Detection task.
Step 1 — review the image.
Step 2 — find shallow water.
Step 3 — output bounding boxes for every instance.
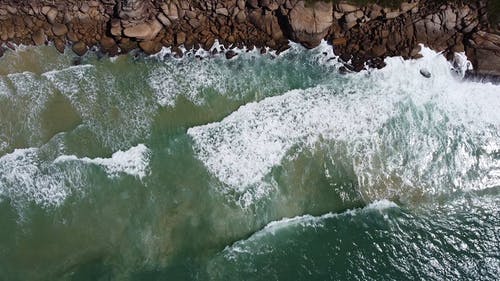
[0,43,498,280]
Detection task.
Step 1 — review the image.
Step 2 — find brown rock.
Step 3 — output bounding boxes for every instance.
[288,1,333,47]
[54,38,66,53]
[336,3,358,13]
[46,8,58,24]
[110,19,122,36]
[123,20,162,40]
[371,45,386,56]
[237,0,245,10]
[139,40,162,54]
[32,30,46,45]
[332,37,347,46]
[236,10,246,23]
[72,42,88,56]
[216,8,229,17]
[100,36,116,49]
[176,32,186,45]
[67,32,79,43]
[157,13,171,27]
[52,23,68,36]
[118,38,137,52]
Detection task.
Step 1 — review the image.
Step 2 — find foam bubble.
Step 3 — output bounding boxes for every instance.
[55,144,151,179]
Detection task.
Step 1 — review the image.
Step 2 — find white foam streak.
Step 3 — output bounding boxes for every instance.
[223,200,398,258]
[55,144,151,179]
[0,144,150,209]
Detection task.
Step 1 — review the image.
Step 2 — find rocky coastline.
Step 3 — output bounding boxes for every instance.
[0,0,499,78]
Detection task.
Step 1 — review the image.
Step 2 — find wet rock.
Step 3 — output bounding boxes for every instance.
[139,40,162,54]
[32,30,46,46]
[72,41,87,56]
[100,36,116,49]
[225,50,237,59]
[420,68,431,78]
[54,38,66,53]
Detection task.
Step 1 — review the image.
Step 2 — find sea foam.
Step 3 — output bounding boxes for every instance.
[54,144,151,179]
[0,144,150,209]
[188,45,500,207]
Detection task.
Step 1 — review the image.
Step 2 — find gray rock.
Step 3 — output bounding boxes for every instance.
[420,68,431,78]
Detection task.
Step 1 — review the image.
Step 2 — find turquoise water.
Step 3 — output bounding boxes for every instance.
[0,44,499,280]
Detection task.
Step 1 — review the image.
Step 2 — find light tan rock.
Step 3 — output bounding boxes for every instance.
[110,19,122,36]
[336,3,358,13]
[288,1,333,47]
[157,13,171,27]
[400,2,417,13]
[123,20,162,40]
[46,8,58,24]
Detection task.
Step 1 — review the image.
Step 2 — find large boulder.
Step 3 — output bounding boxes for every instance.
[286,1,333,48]
[468,31,500,77]
[123,20,162,40]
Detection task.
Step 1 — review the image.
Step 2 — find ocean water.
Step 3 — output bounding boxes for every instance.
[0,43,498,281]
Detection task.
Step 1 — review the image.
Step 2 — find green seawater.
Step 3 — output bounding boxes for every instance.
[0,44,499,281]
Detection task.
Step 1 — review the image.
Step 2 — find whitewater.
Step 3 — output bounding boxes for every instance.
[0,42,498,280]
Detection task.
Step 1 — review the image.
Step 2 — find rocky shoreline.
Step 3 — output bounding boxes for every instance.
[0,0,499,77]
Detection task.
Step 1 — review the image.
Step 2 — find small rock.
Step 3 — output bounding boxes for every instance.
[420,68,432,78]
[225,50,237,59]
[52,23,68,36]
[100,36,116,49]
[80,3,90,13]
[72,41,88,56]
[54,38,66,53]
[32,30,46,45]
[337,3,358,13]
[176,32,186,45]
[216,8,229,17]
[46,8,58,24]
[332,37,347,46]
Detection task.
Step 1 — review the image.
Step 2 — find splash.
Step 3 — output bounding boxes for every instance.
[189,46,500,207]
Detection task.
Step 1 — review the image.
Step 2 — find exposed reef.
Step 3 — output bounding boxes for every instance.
[0,0,499,77]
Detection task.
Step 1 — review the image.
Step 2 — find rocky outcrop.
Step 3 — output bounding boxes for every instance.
[0,0,498,77]
[284,1,333,48]
[466,31,500,77]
